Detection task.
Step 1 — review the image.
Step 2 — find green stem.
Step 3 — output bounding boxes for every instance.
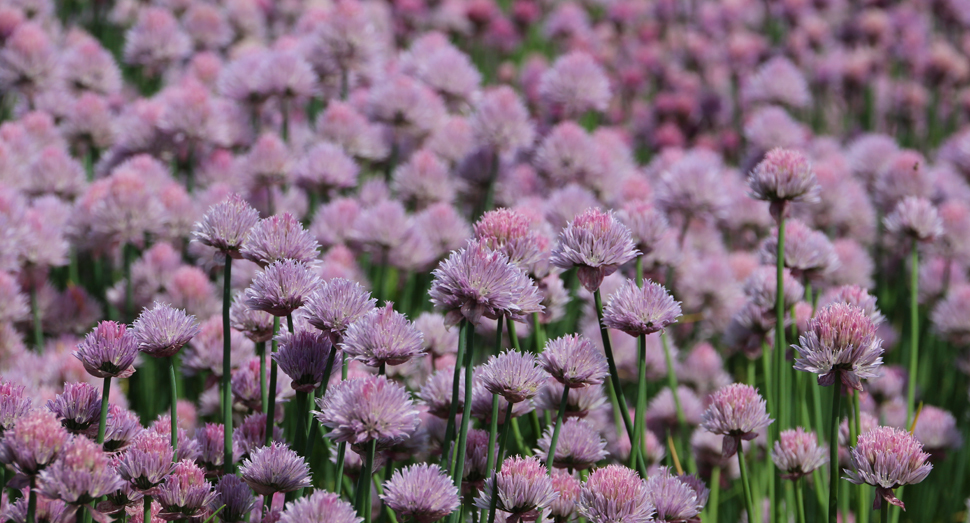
[97,377,111,445]
[660,332,686,429]
[306,347,338,458]
[30,286,43,351]
[257,341,267,413]
[441,319,468,471]
[709,466,720,523]
[510,417,531,456]
[592,290,640,470]
[169,357,179,458]
[854,393,867,523]
[27,477,36,523]
[546,384,571,472]
[630,333,647,469]
[906,242,919,424]
[881,502,889,523]
[506,317,521,351]
[294,391,308,459]
[737,443,756,523]
[222,256,233,474]
[486,314,504,475]
[265,317,280,446]
[532,313,546,352]
[451,321,475,488]
[487,403,514,523]
[828,387,842,523]
[776,215,788,432]
[795,477,806,523]
[142,495,151,523]
[334,442,347,493]
[124,243,135,323]
[635,256,643,286]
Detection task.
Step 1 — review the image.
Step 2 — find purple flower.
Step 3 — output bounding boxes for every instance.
[742,56,811,109]
[538,50,611,118]
[238,442,311,496]
[617,201,669,256]
[244,259,321,317]
[534,380,607,419]
[117,431,176,492]
[747,148,820,219]
[182,316,255,378]
[74,320,139,378]
[315,375,420,449]
[471,379,535,423]
[103,405,144,453]
[341,303,425,368]
[646,386,704,437]
[534,122,602,188]
[278,490,361,523]
[793,303,884,391]
[540,334,608,388]
[46,382,101,436]
[844,426,933,510]
[577,464,654,523]
[742,266,804,312]
[760,219,840,281]
[414,312,459,357]
[38,436,124,506]
[700,383,773,458]
[912,406,963,460]
[771,427,828,480]
[302,278,377,344]
[193,194,260,259]
[0,409,70,476]
[233,413,282,460]
[132,302,202,358]
[244,134,291,189]
[884,196,943,243]
[0,380,32,438]
[122,7,190,73]
[656,150,730,223]
[819,285,885,326]
[550,208,639,292]
[381,463,460,523]
[474,208,547,271]
[273,329,337,392]
[418,367,466,418]
[549,469,582,522]
[470,86,535,153]
[209,475,255,523]
[156,459,217,520]
[429,240,543,326]
[473,456,558,516]
[230,295,276,343]
[194,423,228,473]
[602,279,682,337]
[392,149,456,209]
[536,418,608,470]
[0,272,29,324]
[479,350,547,403]
[643,467,705,523]
[240,213,319,267]
[294,142,359,194]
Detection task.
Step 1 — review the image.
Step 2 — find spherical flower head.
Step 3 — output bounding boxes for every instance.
[821,285,885,326]
[793,302,884,391]
[46,382,101,436]
[341,303,425,368]
[208,475,255,523]
[471,85,535,153]
[771,427,828,480]
[760,219,840,281]
[193,194,260,259]
[295,142,359,193]
[549,469,581,522]
[479,350,547,403]
[418,367,466,418]
[743,266,805,312]
[238,442,311,497]
[701,383,773,458]
[38,436,124,506]
[279,490,361,523]
[537,418,608,470]
[429,240,544,326]
[156,459,217,520]
[474,456,558,516]
[0,409,70,476]
[747,148,820,218]
[474,208,546,270]
[602,279,682,337]
[103,405,143,453]
[74,320,139,378]
[550,208,640,292]
[316,375,420,448]
[133,302,201,358]
[273,329,336,392]
[414,312,459,357]
[540,334,608,388]
[0,380,31,438]
[643,467,704,523]
[117,431,176,492]
[646,386,704,437]
[240,213,319,267]
[577,464,654,523]
[229,295,275,343]
[912,406,963,459]
[194,423,228,472]
[844,426,933,510]
[300,279,374,338]
[382,463,460,523]
[244,260,321,317]
[538,50,611,118]
[617,201,668,255]
[884,196,943,243]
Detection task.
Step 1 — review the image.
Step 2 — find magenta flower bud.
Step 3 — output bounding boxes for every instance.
[244,259,321,317]
[0,409,70,476]
[46,382,101,436]
[474,208,546,271]
[341,303,425,368]
[644,467,706,523]
[156,459,217,520]
[133,302,201,358]
[381,463,460,523]
[602,279,681,337]
[74,320,139,378]
[578,464,654,523]
[473,456,558,517]
[193,193,260,259]
[240,213,319,268]
[479,350,547,403]
[38,436,124,506]
[302,278,377,345]
[315,375,420,449]
[701,383,773,458]
[540,334,608,388]
[239,442,311,496]
[209,475,255,523]
[278,491,361,523]
[536,418,608,470]
[117,431,176,492]
[273,329,336,392]
[771,427,828,480]
[550,208,639,292]
[844,426,933,510]
[0,380,32,438]
[884,196,943,243]
[793,303,884,391]
[549,469,581,522]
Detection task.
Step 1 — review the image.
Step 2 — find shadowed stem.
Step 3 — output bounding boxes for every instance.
[737,444,756,523]
[333,352,349,493]
[486,316,504,476]
[356,439,377,522]
[828,387,842,523]
[222,256,233,474]
[546,384,570,472]
[97,377,111,445]
[487,403,514,523]
[257,341,267,414]
[293,391,308,474]
[142,495,151,523]
[305,348,338,458]
[775,214,788,431]
[660,332,687,432]
[906,241,919,424]
[27,477,36,523]
[630,333,647,469]
[854,392,867,523]
[881,503,890,523]
[30,286,42,350]
[124,243,135,323]
[450,321,475,493]
[532,313,545,352]
[169,357,178,457]
[441,319,468,472]
[265,317,280,446]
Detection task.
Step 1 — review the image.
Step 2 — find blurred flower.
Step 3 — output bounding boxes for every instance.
[884,196,943,243]
[0,409,70,476]
[38,436,124,506]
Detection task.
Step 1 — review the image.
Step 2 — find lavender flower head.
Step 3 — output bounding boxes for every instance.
[74,320,139,378]
[117,431,176,492]
[302,278,377,344]
[315,375,420,449]
[278,490,361,523]
[771,427,828,480]
[643,467,705,523]
[194,423,228,473]
[793,302,884,391]
[208,475,255,523]
[239,213,319,267]
[549,469,581,522]
[429,240,544,326]
[479,350,548,403]
[244,259,321,317]
[884,196,944,243]
[473,456,558,517]
[747,148,820,220]
[419,367,466,418]
[0,380,31,438]
[341,303,425,368]
[536,418,608,470]
[381,463,460,523]
[238,442,311,496]
[156,459,217,520]
[603,279,682,337]
[474,208,546,271]
[701,383,773,458]
[538,50,611,118]
[193,194,260,259]
[617,201,669,255]
[550,208,640,292]
[0,409,70,476]
[273,329,336,392]
[103,405,143,453]
[912,405,963,460]
[760,219,840,281]
[38,436,124,506]
[577,464,654,523]
[229,295,275,343]
[133,302,202,358]
[820,285,885,326]
[540,334,608,388]
[844,426,933,510]
[46,382,101,436]
[471,85,535,153]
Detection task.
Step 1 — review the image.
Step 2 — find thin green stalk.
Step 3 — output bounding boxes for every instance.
[364,439,377,523]
[334,442,347,493]
[486,404,514,523]
[854,393,867,523]
[305,348,338,458]
[828,387,842,523]
[775,214,788,431]
[294,391,309,462]
[906,242,919,424]
[265,317,280,446]
[510,417,531,456]
[660,332,686,429]
[737,444,756,523]
[27,477,36,523]
[635,256,643,286]
[257,341,267,413]
[709,466,720,523]
[30,286,43,351]
[533,313,545,352]
[630,333,647,469]
[222,256,233,474]
[506,316,521,351]
[546,384,570,472]
[142,495,151,523]
[795,478,806,523]
[97,377,111,445]
[441,319,468,471]
[169,357,179,457]
[124,243,135,323]
[881,503,889,523]
[486,315,504,475]
[450,321,475,488]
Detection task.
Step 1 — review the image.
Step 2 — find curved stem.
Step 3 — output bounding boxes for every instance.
[546,385,570,472]
[828,387,843,523]
[265,317,280,446]
[737,443,756,523]
[906,242,919,424]
[169,357,179,458]
[451,321,475,487]
[97,376,111,445]
[222,257,234,474]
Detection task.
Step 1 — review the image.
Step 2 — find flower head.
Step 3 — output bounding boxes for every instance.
[133,302,201,358]
[473,456,558,516]
[471,86,535,153]
[316,375,420,449]
[760,219,839,281]
[238,442,311,496]
[302,278,377,344]
[820,285,885,326]
[46,382,101,436]
[536,418,608,470]
[102,405,143,453]
[341,303,425,368]
[578,464,654,523]
[602,279,681,337]
[273,329,337,392]
[771,427,828,480]
[643,467,705,523]
[278,490,361,523]
[0,380,31,438]
[117,431,176,492]
[479,350,547,403]
[617,201,669,255]
[793,303,884,391]
[38,436,124,506]
[208,475,255,523]
[74,320,139,378]
[538,50,611,118]
[912,406,963,460]
[549,469,582,522]
[701,383,773,458]
[0,410,70,476]
[240,213,319,267]
[550,208,639,292]
[844,426,932,510]
[418,367,466,419]
[474,208,546,271]
[747,148,820,219]
[884,196,943,243]
[156,460,217,520]
[193,194,260,259]
[229,295,275,343]
[381,463,460,523]
[244,259,321,316]
[539,334,608,388]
